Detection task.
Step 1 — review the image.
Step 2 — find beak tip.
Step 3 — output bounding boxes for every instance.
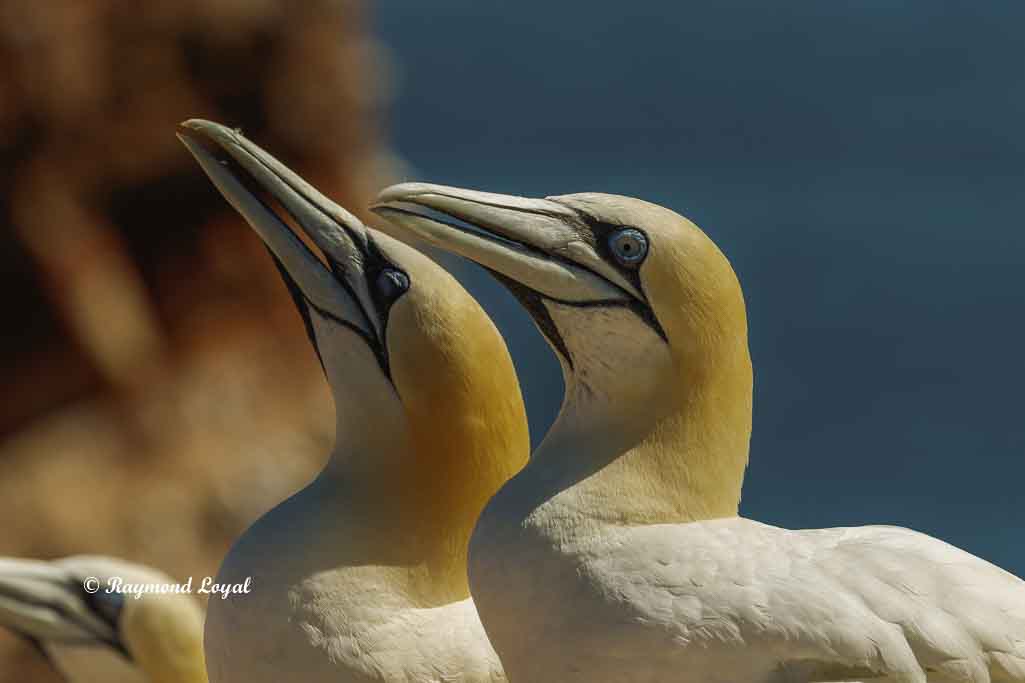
[176,118,244,150]
[177,118,208,137]
[375,182,439,205]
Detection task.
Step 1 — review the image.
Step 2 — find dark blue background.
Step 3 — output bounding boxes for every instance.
[375,1,1024,574]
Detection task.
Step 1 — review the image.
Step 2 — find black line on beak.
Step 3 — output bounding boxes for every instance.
[268,249,326,374]
[184,126,394,379]
[488,269,574,370]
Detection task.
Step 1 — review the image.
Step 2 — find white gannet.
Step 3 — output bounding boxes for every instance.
[178,122,529,683]
[374,183,1025,683]
[0,555,206,683]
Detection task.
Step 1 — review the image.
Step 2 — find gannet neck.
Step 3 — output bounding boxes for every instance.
[313,311,411,473]
[531,293,752,526]
[311,236,530,598]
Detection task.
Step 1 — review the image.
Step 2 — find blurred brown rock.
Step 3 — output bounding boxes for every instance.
[0,0,391,680]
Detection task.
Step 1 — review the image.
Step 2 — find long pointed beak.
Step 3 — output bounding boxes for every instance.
[0,559,118,647]
[371,183,640,303]
[177,119,379,342]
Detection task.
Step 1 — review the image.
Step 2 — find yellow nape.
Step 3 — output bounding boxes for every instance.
[641,207,753,522]
[381,236,531,595]
[121,591,208,683]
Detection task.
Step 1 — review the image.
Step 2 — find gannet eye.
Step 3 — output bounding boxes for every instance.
[608,228,648,267]
[376,268,409,303]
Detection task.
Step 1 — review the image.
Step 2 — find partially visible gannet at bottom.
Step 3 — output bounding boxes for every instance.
[178,121,529,683]
[0,555,206,683]
[375,183,1025,683]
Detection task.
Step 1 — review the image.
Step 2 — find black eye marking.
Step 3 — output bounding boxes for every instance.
[269,248,392,381]
[607,228,648,267]
[267,250,326,373]
[554,207,667,341]
[562,213,649,290]
[488,269,575,370]
[82,584,125,632]
[375,268,409,303]
[76,580,132,660]
[364,237,410,320]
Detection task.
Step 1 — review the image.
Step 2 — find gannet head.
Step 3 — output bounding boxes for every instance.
[0,556,206,683]
[178,123,530,582]
[374,184,752,521]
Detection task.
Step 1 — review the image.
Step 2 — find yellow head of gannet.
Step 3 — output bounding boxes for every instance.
[0,556,206,683]
[374,183,1025,683]
[374,184,752,523]
[178,122,528,683]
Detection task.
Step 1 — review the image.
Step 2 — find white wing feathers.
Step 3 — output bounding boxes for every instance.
[584,519,1025,683]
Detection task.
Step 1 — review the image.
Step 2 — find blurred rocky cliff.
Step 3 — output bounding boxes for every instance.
[0,1,392,679]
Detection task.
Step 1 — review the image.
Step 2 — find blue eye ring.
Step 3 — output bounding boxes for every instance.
[608,228,648,267]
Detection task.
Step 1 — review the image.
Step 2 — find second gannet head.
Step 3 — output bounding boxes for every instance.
[374,184,752,523]
[0,556,206,683]
[178,124,530,598]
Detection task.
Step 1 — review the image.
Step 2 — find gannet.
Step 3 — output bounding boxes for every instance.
[177,121,529,683]
[374,183,1025,683]
[0,555,206,683]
